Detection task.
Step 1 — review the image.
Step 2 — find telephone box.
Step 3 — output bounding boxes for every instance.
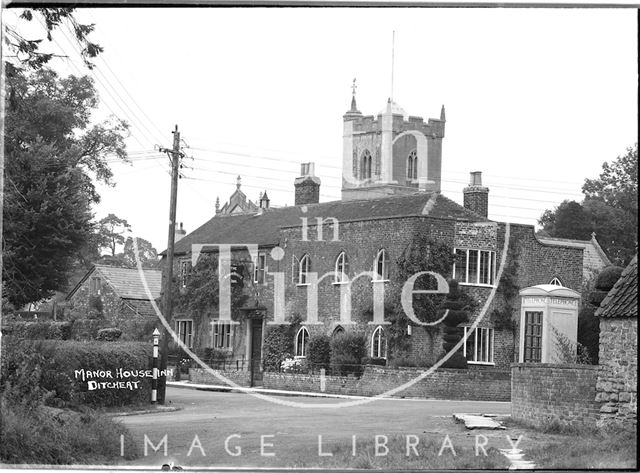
[518,284,580,363]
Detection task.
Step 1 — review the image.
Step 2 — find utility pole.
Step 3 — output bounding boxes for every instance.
[157,125,182,405]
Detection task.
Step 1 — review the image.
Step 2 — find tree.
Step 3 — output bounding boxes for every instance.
[3,8,103,71]
[538,200,592,240]
[122,237,159,269]
[97,214,131,257]
[538,144,638,265]
[2,67,128,307]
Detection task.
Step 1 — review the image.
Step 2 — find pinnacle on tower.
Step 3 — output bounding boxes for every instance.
[440,105,446,121]
[345,78,361,116]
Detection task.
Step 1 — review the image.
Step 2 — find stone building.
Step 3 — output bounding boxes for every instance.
[595,255,637,428]
[66,265,162,321]
[164,93,606,389]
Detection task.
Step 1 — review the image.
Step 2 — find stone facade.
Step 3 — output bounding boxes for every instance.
[596,317,638,428]
[511,363,601,428]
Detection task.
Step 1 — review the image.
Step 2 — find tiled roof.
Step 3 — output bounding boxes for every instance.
[123,299,159,317]
[170,192,487,255]
[595,255,637,318]
[96,265,162,300]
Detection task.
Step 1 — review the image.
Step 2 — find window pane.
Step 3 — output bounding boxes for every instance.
[454,249,467,282]
[479,251,490,284]
[468,251,479,284]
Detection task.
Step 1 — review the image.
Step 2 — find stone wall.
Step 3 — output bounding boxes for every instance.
[189,367,251,387]
[511,363,601,428]
[188,365,510,401]
[596,317,637,428]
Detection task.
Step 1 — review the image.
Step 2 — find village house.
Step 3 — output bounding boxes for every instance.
[595,255,637,428]
[66,265,162,324]
[163,93,609,387]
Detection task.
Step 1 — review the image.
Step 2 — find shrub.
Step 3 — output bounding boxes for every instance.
[595,266,624,291]
[262,314,301,371]
[2,321,73,340]
[330,332,366,377]
[362,356,387,366]
[307,334,331,371]
[96,328,123,341]
[1,336,152,408]
[0,397,140,464]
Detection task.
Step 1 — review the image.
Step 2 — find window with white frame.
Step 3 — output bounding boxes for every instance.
[212,320,233,349]
[374,249,389,281]
[175,319,194,348]
[549,277,563,286]
[298,254,311,285]
[295,327,309,357]
[334,251,349,283]
[453,249,496,286]
[371,326,387,358]
[254,252,267,285]
[180,260,191,288]
[463,327,494,364]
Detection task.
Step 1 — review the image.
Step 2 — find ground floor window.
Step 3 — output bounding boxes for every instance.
[295,327,309,356]
[523,311,543,362]
[463,327,494,364]
[175,319,193,348]
[371,326,387,359]
[212,321,233,349]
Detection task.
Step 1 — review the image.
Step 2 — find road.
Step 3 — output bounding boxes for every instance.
[117,387,511,468]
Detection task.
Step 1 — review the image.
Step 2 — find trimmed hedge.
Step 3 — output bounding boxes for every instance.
[307,334,331,371]
[1,321,73,340]
[330,332,366,377]
[1,337,153,408]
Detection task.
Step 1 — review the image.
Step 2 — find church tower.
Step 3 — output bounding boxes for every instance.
[341,82,446,201]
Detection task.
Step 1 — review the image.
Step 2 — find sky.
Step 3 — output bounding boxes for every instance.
[3,7,638,252]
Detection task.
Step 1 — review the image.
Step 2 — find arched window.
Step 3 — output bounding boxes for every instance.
[371,326,387,359]
[332,326,345,336]
[549,277,563,286]
[334,251,349,283]
[374,249,389,281]
[295,327,310,357]
[362,150,372,180]
[407,150,418,180]
[298,254,311,285]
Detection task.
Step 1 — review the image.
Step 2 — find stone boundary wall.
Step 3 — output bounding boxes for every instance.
[511,363,601,428]
[190,366,511,401]
[189,368,251,387]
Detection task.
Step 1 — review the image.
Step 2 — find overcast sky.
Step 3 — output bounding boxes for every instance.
[4,7,638,252]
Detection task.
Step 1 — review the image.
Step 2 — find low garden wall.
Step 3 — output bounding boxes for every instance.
[190,365,511,401]
[189,368,252,387]
[511,363,601,428]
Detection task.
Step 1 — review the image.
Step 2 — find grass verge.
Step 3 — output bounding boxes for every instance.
[292,434,511,469]
[504,418,637,469]
[0,398,141,465]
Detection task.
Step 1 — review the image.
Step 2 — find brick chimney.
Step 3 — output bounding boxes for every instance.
[294,163,321,206]
[463,172,489,218]
[174,222,186,242]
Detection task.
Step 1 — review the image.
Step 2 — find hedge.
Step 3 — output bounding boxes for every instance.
[330,332,366,377]
[1,337,153,408]
[1,321,73,340]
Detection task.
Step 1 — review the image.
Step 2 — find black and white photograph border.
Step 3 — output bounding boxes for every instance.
[0,1,637,472]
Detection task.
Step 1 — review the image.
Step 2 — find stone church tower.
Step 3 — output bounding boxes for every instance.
[341,87,446,201]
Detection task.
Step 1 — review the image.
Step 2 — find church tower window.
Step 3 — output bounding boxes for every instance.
[407,150,418,180]
[361,150,372,180]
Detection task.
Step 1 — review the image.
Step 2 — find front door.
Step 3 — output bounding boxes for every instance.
[250,320,263,386]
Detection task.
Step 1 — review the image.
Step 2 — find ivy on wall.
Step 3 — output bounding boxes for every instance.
[491,239,520,331]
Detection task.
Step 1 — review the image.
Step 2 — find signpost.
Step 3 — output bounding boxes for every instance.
[151,328,160,403]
